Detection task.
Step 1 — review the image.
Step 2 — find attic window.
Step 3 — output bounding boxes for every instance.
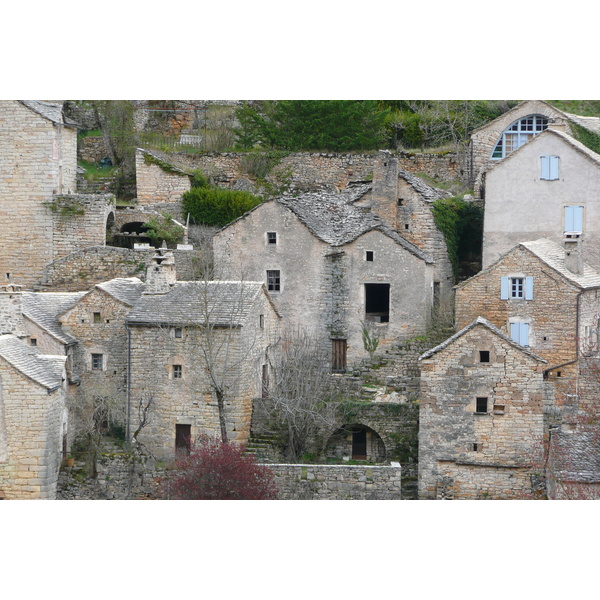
[174,327,183,339]
[267,232,277,245]
[366,251,374,262]
[479,351,490,363]
[365,283,390,323]
[93,312,101,323]
[30,338,37,346]
[491,114,549,159]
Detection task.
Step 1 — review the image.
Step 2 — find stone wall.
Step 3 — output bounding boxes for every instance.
[269,464,402,499]
[78,136,109,163]
[38,246,203,291]
[135,148,460,206]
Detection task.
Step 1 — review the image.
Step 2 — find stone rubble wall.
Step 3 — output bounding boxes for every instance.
[38,246,203,292]
[78,136,109,164]
[269,464,402,500]
[135,149,460,205]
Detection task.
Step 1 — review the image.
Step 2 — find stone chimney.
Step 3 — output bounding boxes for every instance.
[144,244,177,294]
[547,118,568,133]
[0,284,27,338]
[564,234,584,275]
[371,150,399,229]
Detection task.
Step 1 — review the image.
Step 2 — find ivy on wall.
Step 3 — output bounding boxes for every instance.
[569,121,600,155]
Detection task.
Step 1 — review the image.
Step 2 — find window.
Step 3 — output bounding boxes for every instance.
[30,338,37,346]
[365,283,390,323]
[172,364,183,379]
[540,155,559,180]
[471,443,482,452]
[491,114,549,159]
[93,312,101,323]
[564,205,584,234]
[175,424,191,454]
[174,327,183,339]
[259,314,264,329]
[331,339,347,373]
[267,232,277,245]
[267,270,280,291]
[479,350,490,363]
[91,353,103,370]
[510,322,530,346]
[365,251,374,262]
[475,397,488,414]
[501,276,533,300]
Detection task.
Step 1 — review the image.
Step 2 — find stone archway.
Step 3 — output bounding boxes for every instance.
[105,211,116,243]
[325,423,387,463]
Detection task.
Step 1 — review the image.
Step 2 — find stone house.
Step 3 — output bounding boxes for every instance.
[468,99,600,191]
[418,317,547,499]
[125,248,280,459]
[213,184,437,370]
[0,100,116,289]
[454,238,600,399]
[480,128,600,271]
[0,333,68,499]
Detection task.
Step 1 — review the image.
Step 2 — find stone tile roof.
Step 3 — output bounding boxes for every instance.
[550,426,600,482]
[278,187,433,262]
[126,281,267,326]
[397,169,447,202]
[563,112,600,134]
[96,277,145,306]
[19,101,77,127]
[520,238,600,289]
[0,334,65,390]
[419,316,547,363]
[22,292,86,345]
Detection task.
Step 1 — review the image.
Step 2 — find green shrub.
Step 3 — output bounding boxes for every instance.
[182,186,263,227]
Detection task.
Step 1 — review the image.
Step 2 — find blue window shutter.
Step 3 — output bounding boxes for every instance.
[510,322,520,343]
[565,206,574,232]
[525,277,534,300]
[520,323,530,346]
[574,206,583,232]
[541,155,550,179]
[501,276,509,299]
[549,156,559,180]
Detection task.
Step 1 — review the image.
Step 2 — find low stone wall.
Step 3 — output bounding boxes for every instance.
[37,246,203,291]
[270,464,402,500]
[78,136,109,163]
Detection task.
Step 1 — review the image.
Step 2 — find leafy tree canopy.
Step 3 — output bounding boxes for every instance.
[235,100,390,152]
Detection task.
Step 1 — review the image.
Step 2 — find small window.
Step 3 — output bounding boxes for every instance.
[564,205,584,234]
[267,232,277,245]
[174,327,183,339]
[404,224,409,230]
[540,155,559,180]
[479,351,490,363]
[91,353,103,370]
[501,276,533,300]
[472,443,482,452]
[510,322,530,347]
[259,314,264,329]
[172,364,183,379]
[397,198,404,206]
[267,270,281,291]
[475,397,488,414]
[93,312,101,323]
[365,251,374,262]
[30,338,37,346]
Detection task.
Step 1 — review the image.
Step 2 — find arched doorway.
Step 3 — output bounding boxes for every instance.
[325,423,386,462]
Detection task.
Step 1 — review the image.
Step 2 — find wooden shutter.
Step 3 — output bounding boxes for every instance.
[501,277,509,299]
[510,322,529,346]
[565,206,584,233]
[549,156,559,180]
[332,339,347,373]
[541,155,550,179]
[525,277,534,300]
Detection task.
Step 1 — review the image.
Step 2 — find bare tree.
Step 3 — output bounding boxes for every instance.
[256,329,343,462]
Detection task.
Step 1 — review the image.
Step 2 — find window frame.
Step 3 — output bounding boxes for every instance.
[475,397,489,415]
[501,276,533,300]
[267,231,277,245]
[491,114,549,160]
[91,353,104,371]
[172,364,183,379]
[266,270,281,292]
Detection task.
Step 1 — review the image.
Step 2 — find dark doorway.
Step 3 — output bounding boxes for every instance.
[365,283,390,323]
[175,424,191,454]
[352,427,367,460]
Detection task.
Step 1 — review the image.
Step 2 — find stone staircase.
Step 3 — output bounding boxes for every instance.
[244,433,282,463]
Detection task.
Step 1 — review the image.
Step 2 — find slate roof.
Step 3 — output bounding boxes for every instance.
[277,187,432,262]
[96,277,145,307]
[126,281,268,327]
[0,334,65,390]
[398,169,447,202]
[19,101,77,127]
[550,427,600,483]
[419,316,547,363]
[22,291,86,345]
[520,238,600,289]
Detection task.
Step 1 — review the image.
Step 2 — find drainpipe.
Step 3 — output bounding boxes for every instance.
[126,324,131,443]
